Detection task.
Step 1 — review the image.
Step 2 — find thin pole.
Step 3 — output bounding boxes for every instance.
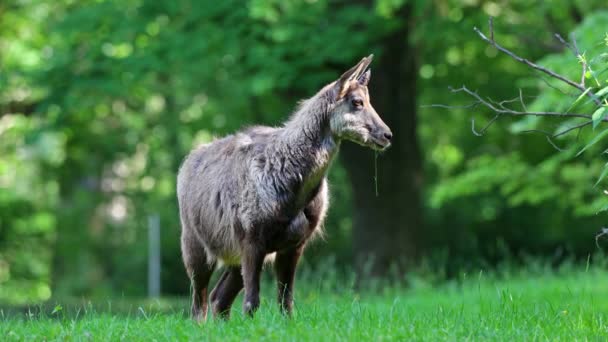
[148,214,161,298]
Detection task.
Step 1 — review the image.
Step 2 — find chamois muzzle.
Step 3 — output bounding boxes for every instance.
[369,119,393,151]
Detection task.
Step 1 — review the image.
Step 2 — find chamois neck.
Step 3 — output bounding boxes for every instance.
[281,88,334,148]
[275,88,339,199]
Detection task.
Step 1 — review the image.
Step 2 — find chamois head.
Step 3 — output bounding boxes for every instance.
[329,55,392,151]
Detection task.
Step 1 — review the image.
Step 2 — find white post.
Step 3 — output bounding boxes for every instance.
[148,214,161,298]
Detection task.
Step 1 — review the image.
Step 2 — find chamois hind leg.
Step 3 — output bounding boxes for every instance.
[241,243,266,316]
[274,245,304,315]
[181,229,215,322]
[210,266,244,318]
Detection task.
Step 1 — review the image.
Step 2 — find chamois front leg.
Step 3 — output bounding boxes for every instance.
[274,245,304,315]
[241,242,266,317]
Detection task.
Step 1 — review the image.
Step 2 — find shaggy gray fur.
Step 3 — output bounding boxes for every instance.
[177,85,336,265]
[177,55,392,319]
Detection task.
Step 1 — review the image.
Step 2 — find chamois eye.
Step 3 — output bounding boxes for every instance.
[352,98,363,109]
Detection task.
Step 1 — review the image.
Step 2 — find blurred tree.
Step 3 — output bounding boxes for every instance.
[0,0,59,304]
[18,0,394,296]
[341,2,424,274]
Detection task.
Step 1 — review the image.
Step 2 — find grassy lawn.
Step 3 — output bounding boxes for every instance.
[2,267,608,341]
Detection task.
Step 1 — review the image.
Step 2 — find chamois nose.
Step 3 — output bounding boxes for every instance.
[384,131,393,142]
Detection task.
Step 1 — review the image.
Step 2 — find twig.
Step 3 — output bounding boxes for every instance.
[519,89,528,112]
[556,33,588,88]
[521,128,554,136]
[489,17,494,43]
[520,130,564,151]
[596,227,608,249]
[476,18,601,106]
[471,114,501,136]
[449,86,593,120]
[471,118,482,136]
[571,33,588,87]
[447,85,594,143]
[422,102,480,110]
[554,33,573,53]
[537,75,576,96]
[496,96,524,109]
[553,121,591,138]
[520,120,592,139]
[429,19,604,145]
[545,136,564,151]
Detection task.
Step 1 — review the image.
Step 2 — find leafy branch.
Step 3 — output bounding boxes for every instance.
[430,17,608,143]
[432,17,608,237]
[476,18,602,106]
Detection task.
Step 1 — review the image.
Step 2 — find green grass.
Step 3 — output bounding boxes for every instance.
[3,267,608,341]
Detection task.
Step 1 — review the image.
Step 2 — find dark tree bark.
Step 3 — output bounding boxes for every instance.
[341,4,424,275]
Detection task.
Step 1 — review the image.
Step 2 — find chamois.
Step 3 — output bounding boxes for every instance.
[177,55,392,321]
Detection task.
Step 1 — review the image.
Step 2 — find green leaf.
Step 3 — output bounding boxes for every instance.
[566,87,591,113]
[596,202,608,214]
[596,86,608,98]
[595,162,608,187]
[592,106,608,129]
[52,304,62,315]
[577,127,608,156]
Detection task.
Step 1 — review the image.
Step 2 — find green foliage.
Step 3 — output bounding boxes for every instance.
[0,113,59,304]
[3,0,608,304]
[424,9,608,256]
[591,106,607,129]
[1,0,387,302]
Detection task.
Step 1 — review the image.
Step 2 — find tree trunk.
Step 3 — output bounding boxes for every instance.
[341,4,424,275]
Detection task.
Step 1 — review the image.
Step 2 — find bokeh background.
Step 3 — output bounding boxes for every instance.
[2,0,608,305]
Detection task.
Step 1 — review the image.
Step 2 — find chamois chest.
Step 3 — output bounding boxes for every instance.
[262,180,326,252]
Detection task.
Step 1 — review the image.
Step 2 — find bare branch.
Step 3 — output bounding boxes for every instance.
[496,96,524,109]
[519,89,528,112]
[475,26,577,89]
[471,118,482,136]
[545,135,565,152]
[554,33,573,53]
[553,120,591,138]
[437,86,595,145]
[537,75,577,96]
[519,130,565,151]
[522,121,591,141]
[519,121,590,150]
[489,16,494,43]
[449,86,593,120]
[422,102,480,110]
[571,33,588,87]
[520,128,553,136]
[475,19,601,106]
[557,32,588,88]
[429,19,604,145]
[596,227,608,249]
[471,114,501,137]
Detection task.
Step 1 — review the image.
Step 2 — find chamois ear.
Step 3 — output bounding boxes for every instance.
[358,68,371,86]
[335,54,374,99]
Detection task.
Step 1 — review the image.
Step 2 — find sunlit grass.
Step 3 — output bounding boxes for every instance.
[3,265,608,340]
